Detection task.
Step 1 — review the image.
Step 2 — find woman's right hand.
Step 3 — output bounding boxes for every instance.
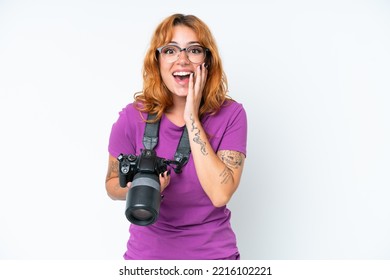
[105,154,129,200]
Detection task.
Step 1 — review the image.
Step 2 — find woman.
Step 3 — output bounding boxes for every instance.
[106,14,247,260]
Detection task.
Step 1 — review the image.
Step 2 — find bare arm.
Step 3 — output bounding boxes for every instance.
[105,154,129,200]
[186,115,245,207]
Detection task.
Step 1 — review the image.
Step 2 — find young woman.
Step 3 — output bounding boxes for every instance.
[106,14,247,260]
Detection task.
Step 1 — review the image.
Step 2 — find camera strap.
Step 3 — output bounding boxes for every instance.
[143,113,160,150]
[143,113,191,173]
[173,126,190,173]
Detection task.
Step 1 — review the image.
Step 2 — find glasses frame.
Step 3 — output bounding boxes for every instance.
[156,45,209,64]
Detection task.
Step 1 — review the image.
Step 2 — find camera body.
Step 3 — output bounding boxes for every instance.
[118,149,168,187]
[118,149,168,226]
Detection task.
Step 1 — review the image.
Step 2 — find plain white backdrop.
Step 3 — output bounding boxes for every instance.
[1,0,389,259]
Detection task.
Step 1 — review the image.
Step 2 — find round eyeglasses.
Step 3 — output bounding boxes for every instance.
[157,45,209,64]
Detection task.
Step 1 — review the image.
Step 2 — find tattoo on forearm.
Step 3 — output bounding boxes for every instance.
[110,160,119,173]
[219,151,243,169]
[190,114,208,155]
[106,159,119,181]
[220,166,233,184]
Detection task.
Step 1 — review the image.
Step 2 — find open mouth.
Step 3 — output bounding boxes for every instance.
[173,71,193,82]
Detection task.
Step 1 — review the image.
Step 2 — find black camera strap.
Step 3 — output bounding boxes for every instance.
[143,113,191,173]
[143,113,160,150]
[173,126,190,173]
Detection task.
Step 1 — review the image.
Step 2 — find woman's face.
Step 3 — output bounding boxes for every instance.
[159,25,204,99]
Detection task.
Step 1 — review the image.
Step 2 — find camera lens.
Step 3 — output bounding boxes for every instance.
[130,209,153,221]
[125,173,161,226]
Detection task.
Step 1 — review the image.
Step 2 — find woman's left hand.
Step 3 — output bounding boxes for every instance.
[184,63,208,123]
[159,170,171,192]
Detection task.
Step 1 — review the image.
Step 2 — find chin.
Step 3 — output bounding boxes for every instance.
[172,89,189,97]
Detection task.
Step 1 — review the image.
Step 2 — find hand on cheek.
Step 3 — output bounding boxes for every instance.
[185,63,208,122]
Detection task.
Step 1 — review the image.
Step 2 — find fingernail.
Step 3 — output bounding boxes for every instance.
[167,170,171,176]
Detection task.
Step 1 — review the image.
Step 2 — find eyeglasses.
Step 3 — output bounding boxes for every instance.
[156,45,209,64]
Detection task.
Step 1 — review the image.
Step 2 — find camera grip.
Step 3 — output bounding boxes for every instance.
[119,174,128,188]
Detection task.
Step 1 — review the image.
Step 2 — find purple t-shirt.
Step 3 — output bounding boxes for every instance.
[108,100,247,260]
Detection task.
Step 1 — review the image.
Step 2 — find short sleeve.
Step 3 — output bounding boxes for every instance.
[218,103,247,156]
[108,105,137,157]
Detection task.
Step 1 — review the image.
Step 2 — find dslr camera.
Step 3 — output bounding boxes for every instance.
[118,149,168,226]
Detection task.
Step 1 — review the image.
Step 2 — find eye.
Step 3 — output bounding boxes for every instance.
[161,46,178,55]
[188,46,204,55]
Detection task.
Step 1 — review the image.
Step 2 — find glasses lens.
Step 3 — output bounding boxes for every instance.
[160,45,180,63]
[186,46,206,63]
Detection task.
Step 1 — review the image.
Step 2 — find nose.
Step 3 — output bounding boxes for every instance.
[177,49,190,63]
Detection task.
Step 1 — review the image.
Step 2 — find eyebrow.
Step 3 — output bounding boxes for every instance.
[168,41,201,46]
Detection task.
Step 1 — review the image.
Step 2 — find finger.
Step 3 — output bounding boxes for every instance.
[161,170,170,178]
[164,170,171,181]
[199,63,208,89]
[159,171,170,186]
[194,64,202,93]
[202,63,208,83]
[159,174,166,187]
[188,73,194,94]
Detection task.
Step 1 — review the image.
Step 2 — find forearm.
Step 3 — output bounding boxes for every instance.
[105,154,129,200]
[186,115,241,207]
[106,179,129,200]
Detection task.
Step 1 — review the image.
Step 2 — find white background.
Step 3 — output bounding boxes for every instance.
[1,0,389,259]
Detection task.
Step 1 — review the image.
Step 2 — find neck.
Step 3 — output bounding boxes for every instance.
[166,95,186,127]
